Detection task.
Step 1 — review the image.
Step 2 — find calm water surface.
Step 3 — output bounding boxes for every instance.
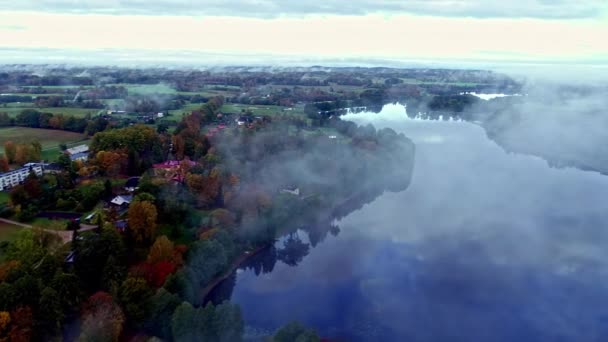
[224,104,608,341]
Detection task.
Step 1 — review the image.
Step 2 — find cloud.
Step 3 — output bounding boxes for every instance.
[1,0,606,19]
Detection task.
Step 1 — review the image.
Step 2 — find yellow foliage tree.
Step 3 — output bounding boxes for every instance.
[127,200,158,243]
[0,311,10,335]
[147,235,174,264]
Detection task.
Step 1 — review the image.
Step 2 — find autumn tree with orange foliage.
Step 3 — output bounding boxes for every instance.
[0,311,10,336]
[3,141,16,163]
[127,200,158,244]
[95,150,128,176]
[0,155,8,172]
[6,306,33,342]
[185,168,222,208]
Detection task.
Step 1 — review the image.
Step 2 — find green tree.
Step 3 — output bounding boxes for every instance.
[145,288,181,340]
[118,277,153,324]
[37,287,63,335]
[274,321,320,342]
[171,302,197,341]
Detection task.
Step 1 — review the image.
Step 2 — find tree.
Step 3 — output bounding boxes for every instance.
[103,179,113,200]
[0,311,10,336]
[0,154,8,172]
[127,200,158,244]
[171,302,197,341]
[80,292,125,342]
[212,302,244,342]
[118,277,153,324]
[8,306,33,342]
[38,287,63,335]
[274,321,320,342]
[3,141,16,163]
[145,288,180,340]
[170,301,243,342]
[147,236,174,264]
[74,228,126,292]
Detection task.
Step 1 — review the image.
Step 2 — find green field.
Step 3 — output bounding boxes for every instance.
[168,103,203,118]
[0,221,21,242]
[220,104,304,117]
[0,127,88,162]
[20,85,94,89]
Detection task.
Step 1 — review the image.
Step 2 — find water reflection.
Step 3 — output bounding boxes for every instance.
[219,104,608,341]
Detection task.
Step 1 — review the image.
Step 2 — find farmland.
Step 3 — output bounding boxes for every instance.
[0,127,88,161]
[220,103,304,117]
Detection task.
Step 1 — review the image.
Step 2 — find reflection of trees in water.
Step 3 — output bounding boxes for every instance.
[277,232,311,267]
[209,175,409,303]
[205,271,236,306]
[302,221,340,248]
[242,245,278,276]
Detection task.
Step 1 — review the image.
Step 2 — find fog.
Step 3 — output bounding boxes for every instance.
[227,102,608,341]
[470,79,608,174]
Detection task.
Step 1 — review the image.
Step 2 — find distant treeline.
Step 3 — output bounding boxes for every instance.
[0,110,108,134]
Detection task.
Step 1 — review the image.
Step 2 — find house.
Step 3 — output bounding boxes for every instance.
[157,112,164,118]
[115,220,128,231]
[66,144,89,155]
[40,163,63,174]
[236,116,253,126]
[66,144,89,161]
[124,177,140,192]
[110,195,133,207]
[107,110,126,115]
[0,164,44,191]
[83,212,97,223]
[70,152,89,162]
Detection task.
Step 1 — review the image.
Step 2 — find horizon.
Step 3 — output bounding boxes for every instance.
[0,1,607,70]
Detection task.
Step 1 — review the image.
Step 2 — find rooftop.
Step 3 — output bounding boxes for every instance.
[66,144,89,155]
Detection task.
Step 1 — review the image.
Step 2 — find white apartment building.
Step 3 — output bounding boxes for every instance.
[0,164,44,191]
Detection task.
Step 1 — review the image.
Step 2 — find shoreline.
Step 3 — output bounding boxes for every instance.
[201,243,272,301]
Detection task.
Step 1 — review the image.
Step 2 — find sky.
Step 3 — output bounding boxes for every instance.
[0,0,607,66]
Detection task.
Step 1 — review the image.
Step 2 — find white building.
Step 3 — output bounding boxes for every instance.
[66,144,89,161]
[110,195,133,207]
[0,164,44,191]
[66,144,89,155]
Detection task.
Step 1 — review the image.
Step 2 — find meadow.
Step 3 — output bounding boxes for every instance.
[0,127,89,161]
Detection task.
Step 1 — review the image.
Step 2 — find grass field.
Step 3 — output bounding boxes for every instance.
[20,85,95,89]
[168,103,203,117]
[220,104,305,117]
[0,127,88,161]
[0,221,21,242]
[0,192,9,205]
[0,127,87,149]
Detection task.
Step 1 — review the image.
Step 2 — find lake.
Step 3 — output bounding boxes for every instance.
[215,104,608,341]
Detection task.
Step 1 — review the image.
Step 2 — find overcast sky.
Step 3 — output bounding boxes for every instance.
[0,0,606,66]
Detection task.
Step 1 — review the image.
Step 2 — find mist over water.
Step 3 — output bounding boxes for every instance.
[224,104,608,341]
